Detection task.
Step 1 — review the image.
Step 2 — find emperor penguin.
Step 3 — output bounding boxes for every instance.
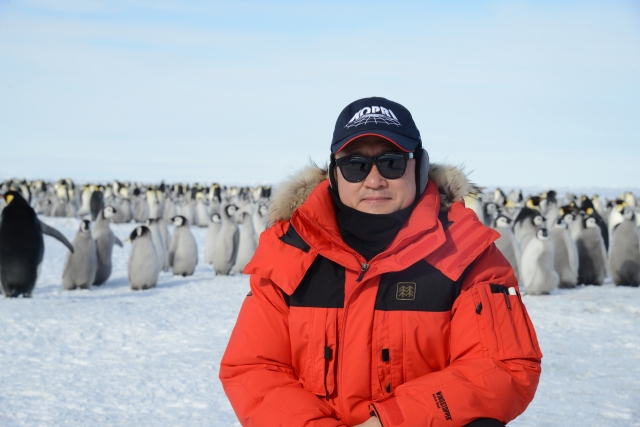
[607,200,626,241]
[252,203,270,243]
[212,204,239,275]
[90,189,105,221]
[146,218,169,272]
[169,215,198,276]
[195,193,209,228]
[163,198,177,223]
[93,206,123,285]
[520,228,559,295]
[204,213,222,265]
[62,220,98,290]
[78,185,93,217]
[576,215,608,286]
[549,217,579,288]
[608,208,640,286]
[232,207,258,274]
[0,191,74,297]
[127,226,159,290]
[513,207,546,253]
[482,202,499,227]
[492,215,521,280]
[463,195,484,223]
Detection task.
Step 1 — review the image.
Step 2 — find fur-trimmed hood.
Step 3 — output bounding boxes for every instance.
[269,162,479,223]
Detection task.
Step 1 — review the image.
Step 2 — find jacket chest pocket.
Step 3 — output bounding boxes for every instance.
[472,283,542,359]
[288,307,338,399]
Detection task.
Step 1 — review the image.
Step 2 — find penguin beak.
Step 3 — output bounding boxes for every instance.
[5,194,13,204]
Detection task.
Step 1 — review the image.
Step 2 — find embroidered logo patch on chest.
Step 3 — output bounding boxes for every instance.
[396,282,416,300]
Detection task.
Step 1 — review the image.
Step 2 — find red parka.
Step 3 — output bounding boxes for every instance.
[220,164,542,427]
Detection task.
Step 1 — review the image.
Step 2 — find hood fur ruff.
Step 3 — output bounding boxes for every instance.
[269,162,479,223]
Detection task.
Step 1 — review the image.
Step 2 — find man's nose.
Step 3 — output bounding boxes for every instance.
[364,163,387,189]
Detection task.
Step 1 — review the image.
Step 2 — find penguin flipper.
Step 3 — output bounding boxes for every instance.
[39,220,74,253]
[230,228,240,265]
[114,236,123,248]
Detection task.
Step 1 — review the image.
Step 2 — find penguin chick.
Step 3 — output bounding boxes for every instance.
[608,209,640,286]
[213,204,239,275]
[204,213,222,265]
[93,206,123,285]
[549,217,579,288]
[128,226,159,290]
[492,215,521,280]
[520,228,559,295]
[0,191,74,297]
[146,218,169,272]
[513,207,546,253]
[169,215,198,277]
[232,209,257,274]
[62,220,98,290]
[252,203,270,243]
[576,215,608,286]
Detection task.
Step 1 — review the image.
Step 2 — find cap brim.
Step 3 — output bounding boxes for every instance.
[331,130,421,154]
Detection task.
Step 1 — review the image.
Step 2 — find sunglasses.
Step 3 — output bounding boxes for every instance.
[335,151,414,183]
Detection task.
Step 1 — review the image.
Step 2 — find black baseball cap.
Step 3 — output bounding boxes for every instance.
[331,97,422,154]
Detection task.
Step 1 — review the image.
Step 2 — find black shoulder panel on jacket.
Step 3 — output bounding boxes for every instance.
[279,223,311,253]
[288,255,345,308]
[438,209,452,232]
[375,259,463,312]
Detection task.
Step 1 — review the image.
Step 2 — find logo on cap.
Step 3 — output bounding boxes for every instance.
[345,106,402,129]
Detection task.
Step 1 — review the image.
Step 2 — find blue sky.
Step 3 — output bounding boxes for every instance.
[1,0,639,187]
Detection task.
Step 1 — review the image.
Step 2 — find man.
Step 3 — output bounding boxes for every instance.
[220,97,542,426]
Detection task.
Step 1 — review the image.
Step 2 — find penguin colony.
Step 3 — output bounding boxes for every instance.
[1,178,638,297]
[469,189,640,295]
[0,179,272,296]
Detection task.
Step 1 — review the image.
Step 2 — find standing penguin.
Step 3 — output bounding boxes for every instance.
[146,218,169,272]
[513,207,546,253]
[169,216,198,276]
[576,215,608,286]
[212,204,239,275]
[127,226,159,290]
[204,213,222,265]
[0,191,74,297]
[608,208,640,286]
[62,220,98,290]
[90,189,105,221]
[520,228,559,295]
[549,217,579,288]
[93,206,123,285]
[232,208,257,274]
[492,215,521,280]
[252,203,270,244]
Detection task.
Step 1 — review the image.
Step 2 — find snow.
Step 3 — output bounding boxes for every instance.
[1,217,639,426]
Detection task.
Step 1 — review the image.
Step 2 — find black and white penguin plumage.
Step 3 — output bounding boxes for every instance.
[90,189,105,221]
[520,228,559,295]
[169,215,198,277]
[62,220,98,290]
[576,215,608,286]
[127,226,159,290]
[608,208,640,286]
[513,207,546,253]
[93,206,123,285]
[146,218,169,272]
[213,204,239,275]
[204,213,222,265]
[0,191,74,297]
[492,215,521,280]
[232,207,257,274]
[549,217,579,288]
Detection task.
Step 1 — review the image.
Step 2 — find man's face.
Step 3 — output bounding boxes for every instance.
[334,136,416,214]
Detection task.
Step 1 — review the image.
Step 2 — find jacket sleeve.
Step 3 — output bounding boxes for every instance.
[219,274,346,427]
[371,244,543,427]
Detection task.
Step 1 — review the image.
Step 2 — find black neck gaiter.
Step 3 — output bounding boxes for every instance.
[329,187,415,261]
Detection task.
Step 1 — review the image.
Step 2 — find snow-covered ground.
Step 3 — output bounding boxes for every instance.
[1,217,638,426]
